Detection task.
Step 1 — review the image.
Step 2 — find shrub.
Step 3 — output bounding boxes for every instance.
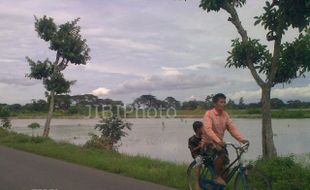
[85,116,132,150]
[1,118,11,129]
[254,156,310,190]
[27,122,41,137]
[0,107,11,129]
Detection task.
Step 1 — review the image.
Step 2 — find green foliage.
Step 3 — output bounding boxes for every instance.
[84,133,114,150]
[199,0,246,12]
[68,106,79,114]
[133,95,158,108]
[254,0,310,38]
[182,100,206,110]
[27,15,90,96]
[270,98,285,109]
[27,58,74,94]
[0,107,10,118]
[0,107,11,129]
[227,30,310,85]
[164,96,181,109]
[276,29,310,84]
[34,16,57,41]
[25,99,48,112]
[1,118,11,129]
[205,94,214,109]
[27,58,52,79]
[255,156,310,190]
[27,122,41,130]
[87,116,132,150]
[28,122,41,137]
[227,38,272,72]
[45,72,74,94]
[34,16,90,65]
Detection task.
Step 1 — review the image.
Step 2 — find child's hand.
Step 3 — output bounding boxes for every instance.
[218,141,225,147]
[215,141,225,151]
[241,139,249,144]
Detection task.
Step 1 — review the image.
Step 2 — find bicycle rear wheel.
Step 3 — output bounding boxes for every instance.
[234,165,272,190]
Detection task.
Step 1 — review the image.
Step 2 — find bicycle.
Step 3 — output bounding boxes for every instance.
[187,142,272,190]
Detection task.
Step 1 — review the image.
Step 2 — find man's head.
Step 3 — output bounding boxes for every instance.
[193,121,203,136]
[212,93,226,111]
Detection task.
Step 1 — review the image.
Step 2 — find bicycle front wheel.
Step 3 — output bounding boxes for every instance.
[234,165,272,190]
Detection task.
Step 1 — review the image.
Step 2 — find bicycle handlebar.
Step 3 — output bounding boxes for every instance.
[225,141,250,156]
[193,142,250,167]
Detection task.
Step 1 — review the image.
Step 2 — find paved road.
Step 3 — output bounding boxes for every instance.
[0,145,179,190]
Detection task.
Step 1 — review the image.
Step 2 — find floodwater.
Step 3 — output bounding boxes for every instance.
[10,118,310,163]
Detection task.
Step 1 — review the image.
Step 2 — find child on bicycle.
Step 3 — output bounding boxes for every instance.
[188,121,203,190]
[202,93,249,185]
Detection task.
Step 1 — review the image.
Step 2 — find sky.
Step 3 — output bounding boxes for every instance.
[0,0,310,105]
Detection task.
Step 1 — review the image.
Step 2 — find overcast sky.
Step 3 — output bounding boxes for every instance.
[0,0,309,104]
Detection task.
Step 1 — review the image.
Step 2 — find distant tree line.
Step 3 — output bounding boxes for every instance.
[131,94,310,110]
[0,94,123,115]
[1,94,310,115]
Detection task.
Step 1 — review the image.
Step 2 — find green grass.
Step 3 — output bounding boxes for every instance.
[0,128,188,189]
[255,156,310,190]
[0,128,309,190]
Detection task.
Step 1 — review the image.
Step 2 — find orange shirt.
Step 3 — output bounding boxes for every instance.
[202,108,244,144]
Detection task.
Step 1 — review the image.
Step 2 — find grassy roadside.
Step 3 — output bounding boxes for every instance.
[0,128,309,190]
[10,108,310,119]
[0,128,188,189]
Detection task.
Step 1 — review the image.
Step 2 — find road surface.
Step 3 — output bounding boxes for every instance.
[0,145,179,190]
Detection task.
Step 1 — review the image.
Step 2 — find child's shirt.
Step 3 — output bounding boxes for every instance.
[188,135,202,158]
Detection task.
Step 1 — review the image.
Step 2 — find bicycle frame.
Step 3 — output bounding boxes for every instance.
[198,142,250,190]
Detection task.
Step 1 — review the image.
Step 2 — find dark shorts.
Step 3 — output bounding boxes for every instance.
[201,143,230,166]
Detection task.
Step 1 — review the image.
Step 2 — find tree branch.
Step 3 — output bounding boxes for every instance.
[58,58,68,71]
[267,30,283,87]
[222,2,266,88]
[54,52,60,66]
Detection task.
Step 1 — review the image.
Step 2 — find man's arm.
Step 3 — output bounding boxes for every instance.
[203,111,222,144]
[225,112,245,142]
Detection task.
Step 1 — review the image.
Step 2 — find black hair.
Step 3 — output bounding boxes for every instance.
[193,121,203,132]
[212,93,226,103]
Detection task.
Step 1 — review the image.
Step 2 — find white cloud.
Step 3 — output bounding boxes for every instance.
[161,67,182,76]
[162,63,211,72]
[189,95,197,101]
[92,87,111,96]
[161,63,212,77]
[92,72,228,96]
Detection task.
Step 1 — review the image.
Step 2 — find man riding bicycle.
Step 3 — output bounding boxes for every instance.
[202,93,249,185]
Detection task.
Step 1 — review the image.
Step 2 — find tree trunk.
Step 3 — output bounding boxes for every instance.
[43,90,55,137]
[261,87,277,158]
